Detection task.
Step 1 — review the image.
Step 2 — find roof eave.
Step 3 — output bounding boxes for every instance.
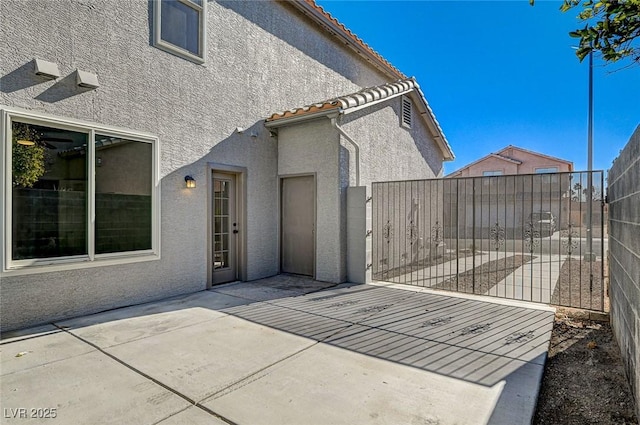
[408,82,455,161]
[265,107,340,128]
[288,1,406,81]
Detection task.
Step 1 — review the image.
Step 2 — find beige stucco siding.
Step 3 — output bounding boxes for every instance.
[0,0,396,330]
[277,120,343,283]
[340,98,444,185]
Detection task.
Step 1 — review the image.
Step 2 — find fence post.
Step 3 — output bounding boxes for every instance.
[347,186,370,283]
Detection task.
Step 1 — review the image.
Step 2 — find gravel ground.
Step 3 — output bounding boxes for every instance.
[373,251,464,281]
[533,312,638,425]
[434,254,534,294]
[552,259,604,311]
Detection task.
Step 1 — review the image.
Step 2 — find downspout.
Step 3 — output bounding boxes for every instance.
[330,115,360,187]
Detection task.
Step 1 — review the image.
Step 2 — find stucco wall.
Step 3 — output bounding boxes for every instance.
[453,148,572,177]
[0,0,394,331]
[277,119,343,283]
[462,157,519,177]
[339,98,444,185]
[608,125,640,419]
[339,97,446,282]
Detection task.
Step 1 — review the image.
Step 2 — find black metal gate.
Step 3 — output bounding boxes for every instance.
[372,171,606,311]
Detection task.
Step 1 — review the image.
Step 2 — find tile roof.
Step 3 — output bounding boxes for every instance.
[266,79,415,122]
[497,145,573,166]
[266,78,454,161]
[490,153,523,165]
[266,2,454,160]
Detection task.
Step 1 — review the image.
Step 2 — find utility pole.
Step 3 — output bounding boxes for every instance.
[586,49,594,261]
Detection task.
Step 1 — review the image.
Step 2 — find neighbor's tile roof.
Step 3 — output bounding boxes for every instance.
[266,79,415,122]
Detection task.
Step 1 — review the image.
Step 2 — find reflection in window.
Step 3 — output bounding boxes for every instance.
[213,179,230,270]
[8,117,157,266]
[11,122,88,260]
[95,135,152,254]
[535,167,559,183]
[155,0,205,62]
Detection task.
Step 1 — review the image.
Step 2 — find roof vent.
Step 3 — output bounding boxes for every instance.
[401,96,412,128]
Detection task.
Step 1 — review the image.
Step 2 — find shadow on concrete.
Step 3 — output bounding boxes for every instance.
[1,276,553,424]
[3,276,552,383]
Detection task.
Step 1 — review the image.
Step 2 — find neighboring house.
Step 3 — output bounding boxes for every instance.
[444,146,574,237]
[0,0,454,331]
[446,145,573,178]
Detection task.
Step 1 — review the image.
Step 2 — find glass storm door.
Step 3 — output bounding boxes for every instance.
[212,172,237,284]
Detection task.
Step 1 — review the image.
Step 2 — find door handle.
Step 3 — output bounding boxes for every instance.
[233,230,239,234]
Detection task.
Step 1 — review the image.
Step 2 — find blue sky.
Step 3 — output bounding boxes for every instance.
[315,0,640,176]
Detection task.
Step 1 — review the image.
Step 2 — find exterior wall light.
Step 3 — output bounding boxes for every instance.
[185,175,196,188]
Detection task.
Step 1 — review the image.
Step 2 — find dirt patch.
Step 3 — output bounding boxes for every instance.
[534,313,638,425]
[434,254,534,294]
[552,259,604,311]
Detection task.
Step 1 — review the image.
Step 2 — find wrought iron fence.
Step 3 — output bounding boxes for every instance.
[371,171,606,311]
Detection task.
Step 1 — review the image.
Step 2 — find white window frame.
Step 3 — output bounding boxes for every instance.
[535,167,559,174]
[482,170,503,176]
[153,0,206,64]
[535,166,559,183]
[1,106,161,275]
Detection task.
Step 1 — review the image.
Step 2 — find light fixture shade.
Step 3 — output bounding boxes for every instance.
[76,69,100,88]
[185,175,196,188]
[34,58,61,79]
[17,139,36,146]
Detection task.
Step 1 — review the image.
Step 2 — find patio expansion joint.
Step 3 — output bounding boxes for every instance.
[51,323,241,425]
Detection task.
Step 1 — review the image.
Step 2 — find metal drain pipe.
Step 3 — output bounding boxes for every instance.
[330,115,360,187]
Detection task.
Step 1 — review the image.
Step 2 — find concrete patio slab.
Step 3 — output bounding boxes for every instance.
[1,351,190,425]
[211,275,336,302]
[1,328,94,375]
[266,283,417,324]
[103,315,319,402]
[0,276,555,425]
[156,406,228,425]
[57,291,248,348]
[219,301,353,341]
[203,341,503,425]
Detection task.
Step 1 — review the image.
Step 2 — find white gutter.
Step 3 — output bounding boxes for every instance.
[330,115,360,187]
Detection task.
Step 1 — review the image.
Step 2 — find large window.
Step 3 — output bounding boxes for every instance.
[2,109,159,271]
[154,0,206,63]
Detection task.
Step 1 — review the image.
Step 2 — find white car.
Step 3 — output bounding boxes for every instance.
[529,212,557,236]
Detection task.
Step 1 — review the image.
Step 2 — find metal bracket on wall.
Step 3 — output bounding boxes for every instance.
[366,230,373,237]
[365,196,372,203]
[366,263,372,270]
